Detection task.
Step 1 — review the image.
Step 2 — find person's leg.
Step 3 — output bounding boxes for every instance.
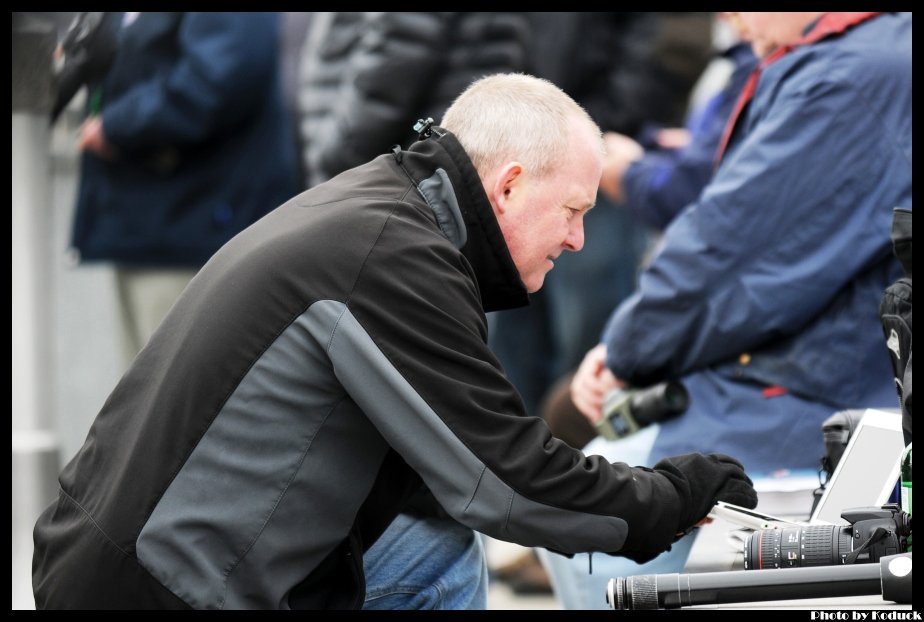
[538,533,696,610]
[540,372,597,450]
[115,267,197,367]
[362,513,488,610]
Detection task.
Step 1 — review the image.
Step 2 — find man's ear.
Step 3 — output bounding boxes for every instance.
[490,162,523,214]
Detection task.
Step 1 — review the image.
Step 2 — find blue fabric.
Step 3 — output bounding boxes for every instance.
[622,43,758,231]
[362,513,488,610]
[653,368,841,473]
[540,534,696,611]
[71,12,299,267]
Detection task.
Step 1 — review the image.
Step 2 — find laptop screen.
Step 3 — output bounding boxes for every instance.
[810,408,904,525]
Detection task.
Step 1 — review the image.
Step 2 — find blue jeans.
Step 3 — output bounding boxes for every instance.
[362,513,488,610]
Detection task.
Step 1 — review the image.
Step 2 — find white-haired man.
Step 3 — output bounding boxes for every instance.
[33,74,756,610]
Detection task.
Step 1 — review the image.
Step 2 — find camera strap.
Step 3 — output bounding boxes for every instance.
[843,526,890,564]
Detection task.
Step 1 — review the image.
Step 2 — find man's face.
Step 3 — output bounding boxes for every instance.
[493,122,602,293]
[734,12,823,58]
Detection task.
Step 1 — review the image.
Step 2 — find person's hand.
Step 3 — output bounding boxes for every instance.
[78,116,118,160]
[599,132,643,203]
[570,344,624,424]
[615,455,753,565]
[654,127,691,150]
[653,452,758,532]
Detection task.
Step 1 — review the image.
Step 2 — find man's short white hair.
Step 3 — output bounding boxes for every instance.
[441,73,602,180]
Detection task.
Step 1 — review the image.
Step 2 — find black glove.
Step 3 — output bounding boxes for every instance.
[653,452,758,531]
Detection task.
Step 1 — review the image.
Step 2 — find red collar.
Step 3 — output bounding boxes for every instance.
[759,12,882,68]
[798,12,881,46]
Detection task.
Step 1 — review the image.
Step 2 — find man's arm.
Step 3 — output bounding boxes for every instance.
[326,210,753,559]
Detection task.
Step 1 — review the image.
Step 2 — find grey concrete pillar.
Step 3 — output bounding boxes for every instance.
[12,12,59,610]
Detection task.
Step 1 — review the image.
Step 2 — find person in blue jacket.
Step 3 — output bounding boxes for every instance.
[71,12,299,364]
[546,12,912,609]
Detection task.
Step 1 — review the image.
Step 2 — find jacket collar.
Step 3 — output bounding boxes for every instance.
[395,127,529,312]
[716,13,882,165]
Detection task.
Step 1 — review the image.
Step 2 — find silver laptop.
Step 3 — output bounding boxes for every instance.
[711,408,904,528]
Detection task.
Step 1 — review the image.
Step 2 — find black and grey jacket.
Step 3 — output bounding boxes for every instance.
[33,129,689,609]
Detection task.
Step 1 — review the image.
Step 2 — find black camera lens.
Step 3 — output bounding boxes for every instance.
[630,381,689,427]
[745,525,854,570]
[745,506,910,571]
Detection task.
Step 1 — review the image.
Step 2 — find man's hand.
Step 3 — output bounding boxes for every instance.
[78,116,118,160]
[653,453,758,532]
[570,344,623,424]
[599,132,644,203]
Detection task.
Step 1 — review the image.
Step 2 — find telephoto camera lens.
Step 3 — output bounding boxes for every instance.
[745,506,911,570]
[745,525,854,570]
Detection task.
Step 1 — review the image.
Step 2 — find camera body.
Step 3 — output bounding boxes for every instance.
[744,504,911,570]
[595,381,689,440]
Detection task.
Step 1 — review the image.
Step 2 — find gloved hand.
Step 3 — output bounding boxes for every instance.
[653,452,758,532]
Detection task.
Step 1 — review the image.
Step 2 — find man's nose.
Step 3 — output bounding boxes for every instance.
[565,219,585,252]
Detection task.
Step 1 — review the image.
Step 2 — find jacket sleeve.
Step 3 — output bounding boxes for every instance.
[305,12,450,182]
[621,145,711,231]
[319,209,687,557]
[603,76,897,386]
[102,12,279,151]
[620,60,750,231]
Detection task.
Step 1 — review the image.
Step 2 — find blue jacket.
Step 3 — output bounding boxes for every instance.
[622,43,758,231]
[71,12,299,267]
[603,13,912,472]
